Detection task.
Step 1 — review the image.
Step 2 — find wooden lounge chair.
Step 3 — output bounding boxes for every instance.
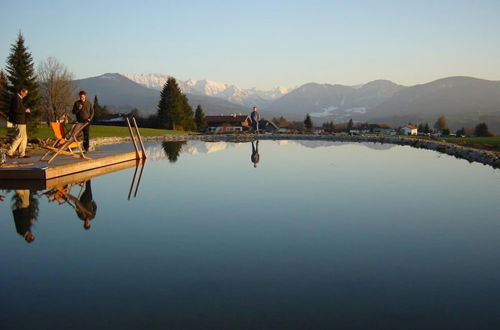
[40,122,91,163]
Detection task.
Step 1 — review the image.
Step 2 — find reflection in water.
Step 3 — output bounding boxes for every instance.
[162,141,187,163]
[11,190,38,243]
[42,180,97,230]
[251,140,260,168]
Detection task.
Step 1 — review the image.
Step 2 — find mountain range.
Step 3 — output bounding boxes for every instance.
[74,73,500,133]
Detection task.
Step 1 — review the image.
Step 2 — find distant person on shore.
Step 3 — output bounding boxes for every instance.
[251,140,260,168]
[72,90,94,153]
[250,106,260,133]
[12,190,36,243]
[6,87,31,159]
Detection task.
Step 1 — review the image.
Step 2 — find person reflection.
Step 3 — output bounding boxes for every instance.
[12,190,37,243]
[73,181,97,230]
[251,140,260,168]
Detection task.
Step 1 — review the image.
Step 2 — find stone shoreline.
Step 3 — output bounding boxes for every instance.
[90,134,500,169]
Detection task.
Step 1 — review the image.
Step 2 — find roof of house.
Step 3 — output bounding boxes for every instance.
[206,115,250,124]
[406,123,418,129]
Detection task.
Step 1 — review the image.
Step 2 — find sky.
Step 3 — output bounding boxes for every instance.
[1,0,499,90]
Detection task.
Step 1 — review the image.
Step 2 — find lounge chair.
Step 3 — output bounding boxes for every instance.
[40,122,91,163]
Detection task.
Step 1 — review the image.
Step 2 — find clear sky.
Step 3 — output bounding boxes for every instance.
[1,0,499,90]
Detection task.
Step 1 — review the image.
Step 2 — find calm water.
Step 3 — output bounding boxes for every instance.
[1,140,499,330]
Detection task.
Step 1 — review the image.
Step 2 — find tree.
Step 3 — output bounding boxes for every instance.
[304,114,313,130]
[474,123,493,137]
[194,104,207,131]
[423,123,430,134]
[347,118,354,132]
[434,115,448,132]
[162,141,186,163]
[92,95,111,122]
[157,77,194,130]
[456,127,465,137]
[0,71,9,117]
[5,32,41,133]
[37,57,75,122]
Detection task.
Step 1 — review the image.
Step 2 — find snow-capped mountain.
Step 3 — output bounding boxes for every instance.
[122,73,290,107]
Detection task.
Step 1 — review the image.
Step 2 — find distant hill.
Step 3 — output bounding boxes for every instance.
[267,80,404,121]
[74,73,500,133]
[74,73,249,116]
[367,77,500,131]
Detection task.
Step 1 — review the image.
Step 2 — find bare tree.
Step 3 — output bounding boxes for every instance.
[38,57,76,122]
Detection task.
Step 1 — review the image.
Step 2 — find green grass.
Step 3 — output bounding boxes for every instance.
[0,125,191,139]
[439,136,500,148]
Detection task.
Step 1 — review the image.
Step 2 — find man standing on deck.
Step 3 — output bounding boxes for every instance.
[250,106,260,133]
[6,87,31,159]
[72,90,94,153]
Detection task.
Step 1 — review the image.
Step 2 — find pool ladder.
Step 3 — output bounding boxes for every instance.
[126,116,147,160]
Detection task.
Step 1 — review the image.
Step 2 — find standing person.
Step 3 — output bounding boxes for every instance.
[250,106,260,133]
[6,87,31,159]
[251,140,260,168]
[12,190,36,243]
[72,90,94,153]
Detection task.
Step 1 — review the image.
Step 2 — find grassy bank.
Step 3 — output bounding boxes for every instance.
[0,125,190,139]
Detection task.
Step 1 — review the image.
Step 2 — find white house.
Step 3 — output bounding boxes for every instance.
[401,123,418,135]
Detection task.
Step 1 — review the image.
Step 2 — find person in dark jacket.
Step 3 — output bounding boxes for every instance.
[74,181,97,230]
[6,87,31,158]
[250,106,260,133]
[72,90,94,152]
[12,190,36,243]
[251,140,260,168]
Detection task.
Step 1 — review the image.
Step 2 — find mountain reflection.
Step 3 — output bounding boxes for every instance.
[162,141,187,163]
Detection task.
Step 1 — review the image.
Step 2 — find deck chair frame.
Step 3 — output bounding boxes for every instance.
[40,122,91,163]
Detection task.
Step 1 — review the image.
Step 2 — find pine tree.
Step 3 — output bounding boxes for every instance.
[424,123,430,134]
[304,114,313,130]
[474,123,493,137]
[194,104,207,131]
[347,118,354,132]
[157,77,194,130]
[0,71,10,117]
[5,32,41,133]
[92,95,110,122]
[162,141,186,163]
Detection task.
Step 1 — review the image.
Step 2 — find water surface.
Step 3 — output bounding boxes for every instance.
[1,140,499,329]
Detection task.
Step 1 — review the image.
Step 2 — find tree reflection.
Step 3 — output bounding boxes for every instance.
[162,141,186,163]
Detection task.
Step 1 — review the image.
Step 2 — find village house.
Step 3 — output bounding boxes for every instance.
[369,123,396,135]
[258,119,280,133]
[400,123,418,135]
[205,114,252,132]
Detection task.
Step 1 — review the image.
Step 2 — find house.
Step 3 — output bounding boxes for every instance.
[258,119,279,133]
[206,114,252,132]
[400,123,418,135]
[349,123,370,134]
[369,123,396,135]
[94,114,127,126]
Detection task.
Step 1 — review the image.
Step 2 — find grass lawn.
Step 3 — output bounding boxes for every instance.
[439,136,500,148]
[0,125,191,139]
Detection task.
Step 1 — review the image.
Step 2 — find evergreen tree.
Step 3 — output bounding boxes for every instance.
[424,123,430,134]
[5,32,41,133]
[474,123,493,137]
[304,114,313,130]
[347,118,354,132]
[456,127,465,137]
[0,71,9,117]
[194,104,207,131]
[157,77,194,130]
[162,141,186,163]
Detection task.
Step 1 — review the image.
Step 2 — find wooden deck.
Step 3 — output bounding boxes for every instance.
[0,149,143,185]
